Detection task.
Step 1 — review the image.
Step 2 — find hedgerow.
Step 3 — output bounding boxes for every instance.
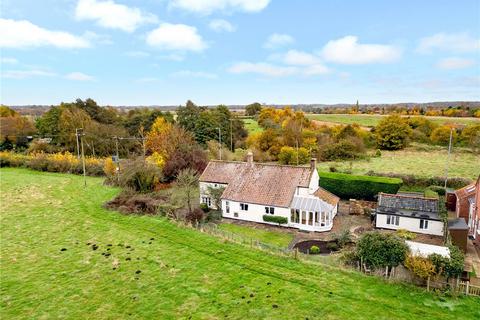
[262,215,288,224]
[319,172,402,200]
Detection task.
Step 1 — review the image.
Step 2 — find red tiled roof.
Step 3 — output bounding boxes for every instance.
[455,182,476,200]
[200,160,313,207]
[314,187,340,206]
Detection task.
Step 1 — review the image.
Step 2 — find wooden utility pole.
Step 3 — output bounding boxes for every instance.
[444,127,454,191]
[217,127,222,160]
[75,128,81,159]
[230,119,233,151]
[78,128,86,187]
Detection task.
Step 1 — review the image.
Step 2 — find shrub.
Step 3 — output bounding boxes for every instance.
[117,158,163,193]
[205,210,222,223]
[428,247,464,281]
[375,115,412,150]
[186,208,205,225]
[200,203,210,213]
[427,185,446,196]
[278,146,309,165]
[357,232,409,268]
[430,126,457,145]
[310,245,320,254]
[365,171,472,189]
[405,255,436,280]
[104,190,168,215]
[319,172,402,200]
[337,230,352,248]
[423,188,439,199]
[103,157,117,177]
[326,242,339,251]
[262,215,288,224]
[319,139,365,161]
[396,229,417,240]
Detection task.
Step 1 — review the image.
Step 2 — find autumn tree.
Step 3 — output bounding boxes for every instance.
[375,115,412,150]
[245,102,262,116]
[430,125,457,145]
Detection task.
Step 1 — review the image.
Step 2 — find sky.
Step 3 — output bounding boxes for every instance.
[0,0,479,106]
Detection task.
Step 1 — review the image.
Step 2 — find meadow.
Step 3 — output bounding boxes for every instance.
[242,118,263,134]
[317,145,480,179]
[1,168,479,319]
[218,223,294,248]
[306,113,480,127]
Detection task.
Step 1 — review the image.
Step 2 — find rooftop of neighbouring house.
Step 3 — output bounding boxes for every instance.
[455,177,479,200]
[447,218,469,230]
[199,153,337,208]
[375,192,441,220]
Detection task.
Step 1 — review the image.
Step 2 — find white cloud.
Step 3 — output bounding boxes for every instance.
[169,0,270,14]
[171,70,218,79]
[436,57,476,70]
[75,0,157,32]
[282,50,321,65]
[2,69,57,79]
[135,77,159,83]
[65,72,94,81]
[263,33,294,49]
[0,18,90,49]
[82,31,113,45]
[303,64,330,75]
[125,51,150,58]
[321,35,401,64]
[1,57,18,64]
[417,32,480,54]
[228,62,297,77]
[146,23,207,52]
[209,19,235,33]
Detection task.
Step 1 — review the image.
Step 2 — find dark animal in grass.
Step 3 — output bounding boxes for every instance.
[107,244,112,247]
[135,270,141,274]
[150,238,154,240]
[126,245,131,249]
[250,293,254,297]
[272,304,278,308]
[126,257,131,261]
[267,282,271,285]
[60,248,67,252]
[91,244,99,251]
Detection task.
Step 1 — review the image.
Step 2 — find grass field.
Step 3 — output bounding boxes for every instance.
[243,118,263,134]
[317,145,479,179]
[218,223,294,248]
[1,168,479,319]
[307,114,480,127]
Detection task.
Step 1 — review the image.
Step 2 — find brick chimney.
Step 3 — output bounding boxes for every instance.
[247,151,254,166]
[310,158,317,170]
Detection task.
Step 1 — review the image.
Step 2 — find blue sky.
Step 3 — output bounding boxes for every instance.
[1,0,479,106]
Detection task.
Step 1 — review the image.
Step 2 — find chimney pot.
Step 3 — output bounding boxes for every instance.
[310,158,317,170]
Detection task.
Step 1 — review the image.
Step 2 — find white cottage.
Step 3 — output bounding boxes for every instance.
[199,152,339,232]
[375,193,444,236]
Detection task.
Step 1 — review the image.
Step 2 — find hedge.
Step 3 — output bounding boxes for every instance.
[319,172,402,200]
[262,215,288,224]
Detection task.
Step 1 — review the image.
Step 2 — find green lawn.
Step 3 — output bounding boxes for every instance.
[1,168,479,319]
[243,118,263,134]
[218,223,293,248]
[307,113,480,127]
[317,146,480,179]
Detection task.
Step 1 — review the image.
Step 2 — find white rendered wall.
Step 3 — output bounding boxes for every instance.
[376,213,444,236]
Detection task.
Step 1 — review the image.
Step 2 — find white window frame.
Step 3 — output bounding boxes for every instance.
[240,203,248,211]
[386,215,400,226]
[225,201,230,214]
[420,219,429,230]
[265,206,274,215]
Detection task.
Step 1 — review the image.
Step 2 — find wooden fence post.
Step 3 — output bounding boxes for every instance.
[466,281,470,295]
[427,276,430,292]
[294,248,298,260]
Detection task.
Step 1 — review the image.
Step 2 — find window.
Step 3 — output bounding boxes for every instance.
[386,215,399,226]
[201,197,211,207]
[265,207,274,215]
[234,212,238,218]
[301,211,307,224]
[226,201,230,214]
[295,209,300,223]
[420,219,429,230]
[290,209,295,223]
[308,212,313,225]
[240,203,248,211]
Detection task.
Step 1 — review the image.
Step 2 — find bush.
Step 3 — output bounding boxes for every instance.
[205,210,222,223]
[375,115,412,150]
[428,247,464,280]
[396,229,417,240]
[319,172,402,200]
[326,242,339,251]
[117,158,163,193]
[335,229,352,248]
[357,232,409,268]
[365,171,472,189]
[262,215,288,224]
[427,185,446,196]
[278,146,309,165]
[104,190,169,214]
[200,203,210,213]
[186,208,205,225]
[319,139,365,161]
[310,245,320,254]
[405,255,436,280]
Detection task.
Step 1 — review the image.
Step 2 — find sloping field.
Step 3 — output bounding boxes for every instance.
[1,168,478,319]
[307,114,480,127]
